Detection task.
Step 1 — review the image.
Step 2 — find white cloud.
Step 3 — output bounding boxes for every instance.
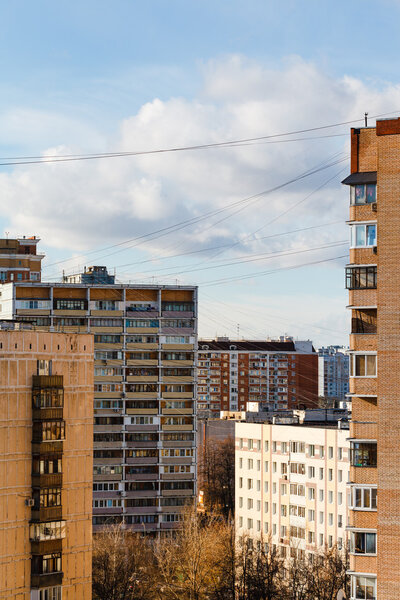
[0,54,398,309]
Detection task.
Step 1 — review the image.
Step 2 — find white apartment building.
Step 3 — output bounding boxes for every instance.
[235,421,349,558]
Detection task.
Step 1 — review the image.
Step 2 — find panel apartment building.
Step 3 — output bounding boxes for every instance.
[318,346,349,405]
[0,236,43,283]
[235,419,349,559]
[198,338,318,416]
[342,118,400,600]
[0,322,93,600]
[0,268,197,533]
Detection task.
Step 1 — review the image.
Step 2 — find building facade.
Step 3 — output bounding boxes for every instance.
[0,277,197,533]
[318,346,349,405]
[235,420,349,559]
[0,236,43,283]
[0,323,93,599]
[343,118,400,599]
[198,339,318,416]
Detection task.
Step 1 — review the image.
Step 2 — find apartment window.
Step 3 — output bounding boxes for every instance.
[239,477,243,489]
[273,482,277,494]
[265,441,269,452]
[257,500,261,511]
[264,502,269,513]
[319,512,324,524]
[247,479,253,490]
[319,467,324,480]
[308,531,315,544]
[264,482,268,493]
[352,486,377,510]
[239,458,243,469]
[265,461,269,473]
[273,462,277,473]
[350,354,377,377]
[338,447,343,460]
[346,265,377,290]
[39,587,62,600]
[37,360,52,376]
[328,535,333,548]
[308,488,315,500]
[328,513,333,526]
[328,468,333,481]
[264,522,269,533]
[338,492,343,505]
[319,446,324,458]
[308,444,315,457]
[281,484,287,495]
[273,524,277,535]
[247,498,253,509]
[350,183,377,205]
[338,469,343,482]
[351,574,376,600]
[257,460,260,471]
[239,497,243,508]
[350,223,376,248]
[328,491,333,504]
[308,509,315,521]
[338,514,343,528]
[247,519,253,530]
[54,298,86,310]
[308,466,315,478]
[32,553,62,575]
[351,442,377,467]
[239,517,243,528]
[281,525,287,538]
[256,480,260,491]
[350,531,377,555]
[248,459,253,469]
[256,440,261,451]
[239,438,243,449]
[273,503,277,515]
[281,505,287,517]
[290,441,305,453]
[257,520,261,532]
[281,442,287,453]
[248,439,253,450]
[328,446,333,459]
[281,462,287,475]
[319,490,324,502]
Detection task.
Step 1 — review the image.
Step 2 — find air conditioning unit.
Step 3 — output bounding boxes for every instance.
[25,499,35,507]
[373,246,378,254]
[372,202,377,212]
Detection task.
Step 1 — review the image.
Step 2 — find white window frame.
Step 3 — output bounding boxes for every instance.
[350,485,377,511]
[349,221,377,248]
[349,352,377,378]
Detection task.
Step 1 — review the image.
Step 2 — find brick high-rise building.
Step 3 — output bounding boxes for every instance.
[343,117,400,599]
[0,322,93,600]
[198,338,318,416]
[0,236,43,283]
[0,273,197,534]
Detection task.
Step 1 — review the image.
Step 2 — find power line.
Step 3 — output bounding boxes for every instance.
[42,153,348,274]
[2,108,399,167]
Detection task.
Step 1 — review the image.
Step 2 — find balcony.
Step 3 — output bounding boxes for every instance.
[31,473,62,488]
[31,506,63,521]
[31,572,63,588]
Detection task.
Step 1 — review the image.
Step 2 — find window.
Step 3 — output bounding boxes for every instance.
[248,459,253,469]
[351,574,376,600]
[273,482,277,494]
[319,446,324,458]
[319,512,324,524]
[350,223,377,248]
[338,447,343,460]
[328,491,333,504]
[30,521,66,541]
[319,490,324,502]
[328,468,333,481]
[319,467,324,480]
[248,439,253,450]
[308,509,315,521]
[328,513,333,526]
[54,298,86,310]
[239,477,243,489]
[328,446,333,459]
[281,505,287,517]
[350,354,377,377]
[239,517,243,528]
[308,488,315,500]
[247,479,253,490]
[281,462,287,474]
[257,500,260,511]
[239,497,243,508]
[338,469,343,483]
[319,534,324,546]
[338,492,343,505]
[346,265,377,289]
[256,480,260,491]
[281,484,287,495]
[247,498,253,509]
[351,442,377,467]
[308,531,315,544]
[247,518,253,529]
[308,444,315,457]
[264,502,269,513]
[350,531,377,555]
[265,441,269,452]
[308,466,315,478]
[239,458,243,469]
[352,486,377,510]
[350,183,377,205]
[37,360,52,376]
[39,587,62,600]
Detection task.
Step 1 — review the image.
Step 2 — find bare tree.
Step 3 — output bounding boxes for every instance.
[198,436,235,517]
[92,524,153,600]
[236,536,285,600]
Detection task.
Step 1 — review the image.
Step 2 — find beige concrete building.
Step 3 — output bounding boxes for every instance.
[0,273,197,533]
[235,420,349,558]
[0,322,93,600]
[0,237,43,283]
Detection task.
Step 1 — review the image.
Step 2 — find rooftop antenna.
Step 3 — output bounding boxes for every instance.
[5,231,9,239]
[365,112,368,127]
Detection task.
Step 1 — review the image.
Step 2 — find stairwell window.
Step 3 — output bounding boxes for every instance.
[350,223,376,248]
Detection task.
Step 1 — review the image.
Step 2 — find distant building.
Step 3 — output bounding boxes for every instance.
[0,236,43,283]
[0,321,93,599]
[63,265,115,284]
[198,338,318,416]
[235,417,349,559]
[318,346,349,404]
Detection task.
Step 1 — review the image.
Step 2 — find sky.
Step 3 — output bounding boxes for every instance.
[1,0,399,346]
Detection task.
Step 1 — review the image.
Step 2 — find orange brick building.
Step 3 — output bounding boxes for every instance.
[0,236,43,283]
[343,117,400,599]
[198,339,318,416]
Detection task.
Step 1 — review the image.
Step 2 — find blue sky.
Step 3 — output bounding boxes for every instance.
[0,1,398,345]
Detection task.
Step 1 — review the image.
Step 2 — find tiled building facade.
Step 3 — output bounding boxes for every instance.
[198,339,318,416]
[0,324,93,599]
[0,277,197,533]
[235,421,349,558]
[343,117,400,599]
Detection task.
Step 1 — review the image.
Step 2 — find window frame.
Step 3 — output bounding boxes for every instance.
[349,222,377,248]
[350,353,377,378]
